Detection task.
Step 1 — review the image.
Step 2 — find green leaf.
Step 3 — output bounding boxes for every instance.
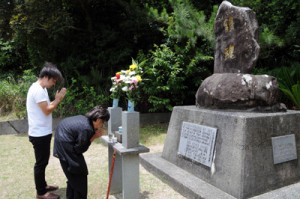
[280,83,300,109]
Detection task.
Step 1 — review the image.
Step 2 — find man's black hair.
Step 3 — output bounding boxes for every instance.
[39,62,64,83]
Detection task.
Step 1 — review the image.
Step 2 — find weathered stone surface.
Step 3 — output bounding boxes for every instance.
[214,1,260,73]
[196,1,285,111]
[196,73,286,111]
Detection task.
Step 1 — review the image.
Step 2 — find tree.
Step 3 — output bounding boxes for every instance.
[231,0,300,68]
[140,0,216,112]
[0,0,14,40]
[7,0,163,93]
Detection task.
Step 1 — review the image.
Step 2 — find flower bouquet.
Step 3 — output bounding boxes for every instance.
[110,72,124,107]
[121,60,143,103]
[110,59,143,110]
[110,72,123,99]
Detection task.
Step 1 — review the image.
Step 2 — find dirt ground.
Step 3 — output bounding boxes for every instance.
[0,134,186,199]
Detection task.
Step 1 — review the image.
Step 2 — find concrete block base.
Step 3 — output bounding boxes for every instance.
[142,106,300,199]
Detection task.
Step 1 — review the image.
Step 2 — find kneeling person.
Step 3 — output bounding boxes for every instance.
[53,106,110,199]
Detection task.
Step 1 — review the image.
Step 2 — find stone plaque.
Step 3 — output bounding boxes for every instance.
[178,122,217,167]
[271,134,297,164]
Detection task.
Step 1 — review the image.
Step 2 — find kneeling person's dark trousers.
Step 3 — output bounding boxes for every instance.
[59,160,88,199]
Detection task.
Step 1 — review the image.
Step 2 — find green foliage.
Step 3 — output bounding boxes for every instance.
[8,0,161,84]
[54,78,110,118]
[142,44,186,112]
[5,0,165,111]
[0,0,299,114]
[231,0,300,68]
[255,64,300,109]
[1,69,37,119]
[14,69,37,118]
[0,39,13,67]
[0,69,36,118]
[0,75,19,115]
[280,84,300,109]
[270,64,300,109]
[9,0,74,65]
[167,0,216,47]
[259,27,284,53]
[0,39,26,73]
[0,69,110,119]
[140,0,215,112]
[0,0,14,39]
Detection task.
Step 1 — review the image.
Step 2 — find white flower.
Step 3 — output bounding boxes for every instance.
[129,71,136,76]
[122,86,129,91]
[120,75,126,80]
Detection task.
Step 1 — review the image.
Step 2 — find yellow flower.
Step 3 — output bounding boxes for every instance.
[129,64,137,71]
[136,75,142,82]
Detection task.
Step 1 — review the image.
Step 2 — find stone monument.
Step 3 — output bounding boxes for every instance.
[141,1,300,199]
[195,1,286,111]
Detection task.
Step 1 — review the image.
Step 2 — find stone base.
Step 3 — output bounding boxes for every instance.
[140,153,300,199]
[143,106,300,199]
[195,73,283,110]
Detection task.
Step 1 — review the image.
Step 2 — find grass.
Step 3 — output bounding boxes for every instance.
[140,123,169,146]
[0,123,186,199]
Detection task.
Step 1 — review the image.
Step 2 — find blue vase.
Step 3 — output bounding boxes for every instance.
[127,100,135,112]
[112,98,119,108]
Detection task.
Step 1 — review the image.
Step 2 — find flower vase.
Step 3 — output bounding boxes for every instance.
[127,100,135,112]
[112,98,119,108]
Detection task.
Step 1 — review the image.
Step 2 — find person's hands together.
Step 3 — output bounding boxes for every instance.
[90,130,104,142]
[55,87,67,102]
[94,130,104,138]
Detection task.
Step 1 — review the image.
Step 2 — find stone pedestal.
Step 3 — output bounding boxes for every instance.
[102,137,149,198]
[103,109,149,199]
[122,111,139,149]
[108,107,122,134]
[108,107,123,194]
[142,106,300,199]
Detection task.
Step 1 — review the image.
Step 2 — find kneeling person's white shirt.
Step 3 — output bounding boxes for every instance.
[27,82,52,137]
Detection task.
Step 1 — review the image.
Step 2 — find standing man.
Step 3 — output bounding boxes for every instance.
[27,62,67,199]
[53,106,110,199]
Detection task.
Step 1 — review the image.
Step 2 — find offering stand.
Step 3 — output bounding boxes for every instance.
[101,107,149,199]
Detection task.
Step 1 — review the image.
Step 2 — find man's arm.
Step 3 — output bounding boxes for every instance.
[39,88,67,115]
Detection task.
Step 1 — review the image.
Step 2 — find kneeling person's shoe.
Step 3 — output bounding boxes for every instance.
[45,185,59,192]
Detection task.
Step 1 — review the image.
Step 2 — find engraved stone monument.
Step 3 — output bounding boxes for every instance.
[178,122,217,168]
[195,1,286,111]
[272,134,297,164]
[141,1,300,199]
